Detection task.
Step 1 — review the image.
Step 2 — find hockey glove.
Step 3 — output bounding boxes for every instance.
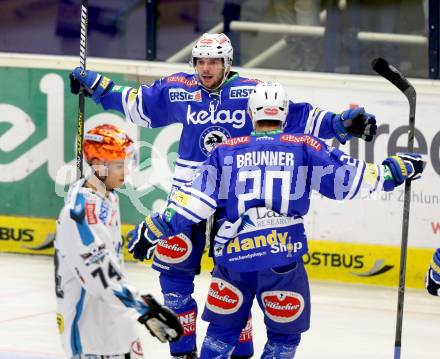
[426,249,440,296]
[138,294,183,343]
[70,67,114,104]
[127,213,172,261]
[382,152,425,186]
[332,107,377,144]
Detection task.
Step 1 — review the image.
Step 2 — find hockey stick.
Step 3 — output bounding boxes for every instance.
[76,0,89,179]
[371,57,416,359]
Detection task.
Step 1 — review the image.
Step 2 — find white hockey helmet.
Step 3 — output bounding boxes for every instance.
[192,33,233,69]
[247,82,289,128]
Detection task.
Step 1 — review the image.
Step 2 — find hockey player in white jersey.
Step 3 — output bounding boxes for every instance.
[54,124,183,358]
[69,32,377,359]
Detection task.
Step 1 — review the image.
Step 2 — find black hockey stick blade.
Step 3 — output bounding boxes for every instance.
[371,58,412,94]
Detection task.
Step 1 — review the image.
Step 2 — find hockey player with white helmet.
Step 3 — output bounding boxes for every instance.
[55,124,183,359]
[125,82,425,358]
[70,32,377,359]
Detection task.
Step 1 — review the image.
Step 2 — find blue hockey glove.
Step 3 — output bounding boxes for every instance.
[382,152,425,186]
[127,213,172,261]
[70,67,114,103]
[332,107,377,144]
[426,249,440,296]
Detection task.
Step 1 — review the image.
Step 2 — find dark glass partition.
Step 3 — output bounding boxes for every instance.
[0,0,436,78]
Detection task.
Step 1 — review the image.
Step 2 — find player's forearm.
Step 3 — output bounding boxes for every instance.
[99,85,128,112]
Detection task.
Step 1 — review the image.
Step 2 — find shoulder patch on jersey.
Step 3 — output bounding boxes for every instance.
[229,86,255,99]
[219,136,250,147]
[280,134,322,151]
[170,190,190,207]
[85,202,98,224]
[128,88,138,102]
[165,75,198,87]
[169,88,202,102]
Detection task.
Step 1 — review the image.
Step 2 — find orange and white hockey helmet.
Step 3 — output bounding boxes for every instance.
[191,33,233,69]
[247,82,289,128]
[83,124,134,162]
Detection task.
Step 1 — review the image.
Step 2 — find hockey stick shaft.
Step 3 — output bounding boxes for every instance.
[372,58,416,359]
[76,0,89,179]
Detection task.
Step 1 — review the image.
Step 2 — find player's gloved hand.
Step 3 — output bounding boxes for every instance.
[426,249,440,296]
[138,294,183,343]
[332,107,377,144]
[69,67,114,103]
[127,213,172,261]
[382,152,425,185]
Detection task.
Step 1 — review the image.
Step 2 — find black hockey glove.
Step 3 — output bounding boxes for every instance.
[138,295,183,343]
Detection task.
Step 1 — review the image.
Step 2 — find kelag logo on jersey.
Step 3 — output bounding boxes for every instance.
[169,89,202,102]
[229,86,254,99]
[186,105,246,129]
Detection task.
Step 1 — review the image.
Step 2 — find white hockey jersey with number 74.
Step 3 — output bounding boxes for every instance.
[54,179,147,358]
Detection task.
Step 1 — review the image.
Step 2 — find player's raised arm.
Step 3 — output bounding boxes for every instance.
[70,67,176,128]
[305,140,425,200]
[285,101,377,144]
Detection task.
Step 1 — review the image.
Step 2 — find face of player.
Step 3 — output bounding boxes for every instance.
[103,160,127,190]
[195,58,226,90]
[91,159,128,191]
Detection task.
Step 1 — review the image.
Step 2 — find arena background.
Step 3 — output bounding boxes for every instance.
[0,0,438,290]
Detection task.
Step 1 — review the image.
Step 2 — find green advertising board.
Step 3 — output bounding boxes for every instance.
[0,67,180,224]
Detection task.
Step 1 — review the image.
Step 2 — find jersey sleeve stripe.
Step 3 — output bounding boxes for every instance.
[175,158,204,167]
[168,203,202,223]
[347,161,366,199]
[123,88,152,128]
[179,186,217,209]
[375,165,385,193]
[304,107,317,134]
[70,288,86,355]
[135,93,152,127]
[312,110,327,137]
[121,88,133,123]
[175,162,200,169]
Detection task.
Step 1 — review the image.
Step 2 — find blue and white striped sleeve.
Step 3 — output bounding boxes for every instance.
[100,79,176,128]
[308,140,393,200]
[165,153,222,233]
[284,102,335,140]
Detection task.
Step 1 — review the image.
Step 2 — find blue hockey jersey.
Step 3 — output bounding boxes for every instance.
[160,131,396,270]
[100,72,337,188]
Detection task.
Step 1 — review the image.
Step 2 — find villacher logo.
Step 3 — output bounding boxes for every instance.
[154,234,192,264]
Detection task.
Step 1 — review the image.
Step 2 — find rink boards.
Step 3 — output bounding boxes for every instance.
[0,54,439,290]
[0,214,433,289]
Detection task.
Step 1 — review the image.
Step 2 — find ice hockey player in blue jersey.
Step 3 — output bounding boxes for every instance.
[70,33,377,359]
[426,249,440,296]
[126,82,424,359]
